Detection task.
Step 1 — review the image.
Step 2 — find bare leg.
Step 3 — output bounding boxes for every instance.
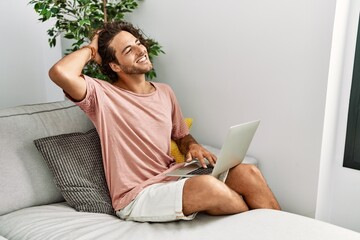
[182,164,280,216]
[225,164,281,210]
[182,175,249,216]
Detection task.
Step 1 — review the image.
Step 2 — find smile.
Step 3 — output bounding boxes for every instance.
[136,55,148,63]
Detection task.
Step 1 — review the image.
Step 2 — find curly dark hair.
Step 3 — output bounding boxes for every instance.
[97,21,151,83]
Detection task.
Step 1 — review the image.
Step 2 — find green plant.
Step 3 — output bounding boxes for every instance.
[29,0,164,80]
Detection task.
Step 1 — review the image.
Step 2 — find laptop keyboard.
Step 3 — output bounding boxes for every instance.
[187,165,214,175]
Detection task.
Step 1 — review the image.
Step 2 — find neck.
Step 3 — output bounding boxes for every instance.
[113,74,154,94]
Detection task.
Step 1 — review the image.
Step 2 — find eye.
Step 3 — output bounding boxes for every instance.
[124,46,131,55]
[123,39,141,55]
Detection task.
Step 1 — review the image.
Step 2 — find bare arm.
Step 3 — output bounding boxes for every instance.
[49,34,101,101]
[175,134,217,168]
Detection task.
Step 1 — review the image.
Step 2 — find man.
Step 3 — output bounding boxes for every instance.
[49,21,280,222]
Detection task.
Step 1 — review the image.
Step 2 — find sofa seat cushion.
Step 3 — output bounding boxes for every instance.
[34,128,114,215]
[0,203,359,240]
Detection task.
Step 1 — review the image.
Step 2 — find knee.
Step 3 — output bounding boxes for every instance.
[245,164,262,177]
[245,164,265,182]
[233,164,266,185]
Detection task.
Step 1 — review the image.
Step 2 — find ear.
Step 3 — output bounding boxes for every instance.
[109,62,122,73]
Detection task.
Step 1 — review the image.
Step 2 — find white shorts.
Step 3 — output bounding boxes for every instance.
[116,178,196,222]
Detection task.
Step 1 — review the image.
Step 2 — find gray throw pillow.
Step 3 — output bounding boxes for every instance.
[34,128,114,215]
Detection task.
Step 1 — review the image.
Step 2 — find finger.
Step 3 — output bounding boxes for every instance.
[185,152,193,162]
[93,54,102,65]
[211,153,218,163]
[196,154,207,168]
[203,153,215,166]
[92,30,101,39]
[204,154,216,166]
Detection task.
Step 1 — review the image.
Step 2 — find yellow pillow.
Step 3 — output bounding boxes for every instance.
[171,118,193,163]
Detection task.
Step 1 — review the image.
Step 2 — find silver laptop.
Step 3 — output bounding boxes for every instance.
[167,120,260,178]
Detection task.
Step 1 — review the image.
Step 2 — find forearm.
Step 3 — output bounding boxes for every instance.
[48,44,97,101]
[49,47,92,85]
[175,134,198,155]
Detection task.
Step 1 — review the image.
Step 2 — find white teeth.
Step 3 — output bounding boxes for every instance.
[137,56,147,63]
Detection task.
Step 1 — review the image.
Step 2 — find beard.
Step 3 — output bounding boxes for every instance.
[119,61,153,75]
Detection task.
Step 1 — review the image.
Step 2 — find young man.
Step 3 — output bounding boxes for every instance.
[49,21,280,222]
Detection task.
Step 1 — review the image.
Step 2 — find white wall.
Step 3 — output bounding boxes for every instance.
[316,0,360,232]
[0,0,64,109]
[127,0,336,218]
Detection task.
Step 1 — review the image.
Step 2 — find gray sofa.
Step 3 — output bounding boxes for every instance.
[1,100,359,240]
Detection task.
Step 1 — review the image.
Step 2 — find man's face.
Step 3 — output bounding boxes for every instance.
[109,31,153,75]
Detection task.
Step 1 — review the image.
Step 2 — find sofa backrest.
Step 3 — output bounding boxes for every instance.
[0,100,94,215]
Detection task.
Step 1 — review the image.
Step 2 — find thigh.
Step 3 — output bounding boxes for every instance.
[116,179,196,222]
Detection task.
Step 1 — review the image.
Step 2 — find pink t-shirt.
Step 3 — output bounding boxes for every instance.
[74,75,189,210]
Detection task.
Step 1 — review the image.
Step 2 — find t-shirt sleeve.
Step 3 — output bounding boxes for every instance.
[168,86,189,140]
[66,75,98,120]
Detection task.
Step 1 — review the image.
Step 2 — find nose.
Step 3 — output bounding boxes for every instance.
[134,44,146,55]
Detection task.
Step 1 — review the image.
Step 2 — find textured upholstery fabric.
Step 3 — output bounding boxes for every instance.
[0,100,94,216]
[34,129,114,215]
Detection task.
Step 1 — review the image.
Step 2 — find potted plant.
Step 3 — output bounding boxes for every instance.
[29,0,164,81]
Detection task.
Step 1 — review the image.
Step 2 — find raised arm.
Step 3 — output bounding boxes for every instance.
[48,34,101,101]
[175,134,217,168]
